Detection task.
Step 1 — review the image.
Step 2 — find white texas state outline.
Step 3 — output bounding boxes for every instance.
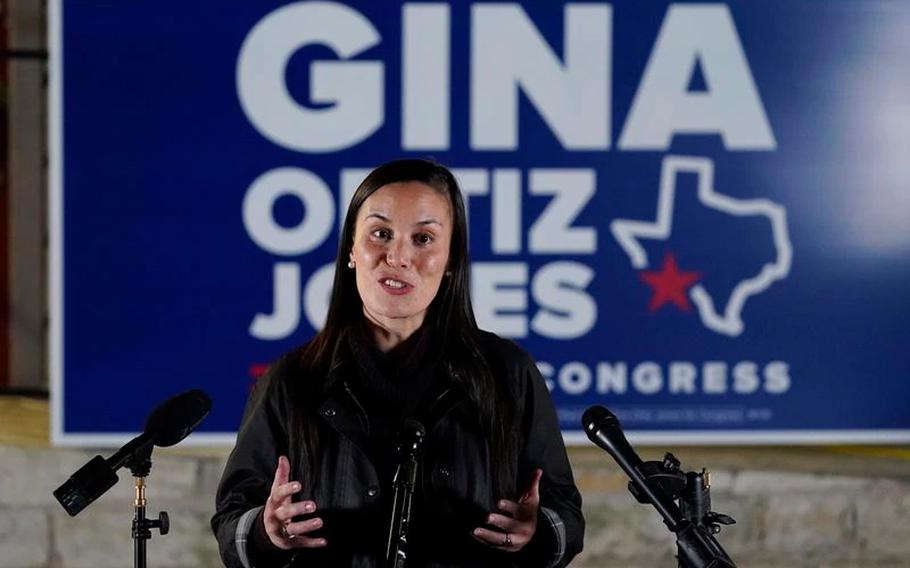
[610,156,792,337]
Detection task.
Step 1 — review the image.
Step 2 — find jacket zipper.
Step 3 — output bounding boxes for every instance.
[342,380,371,434]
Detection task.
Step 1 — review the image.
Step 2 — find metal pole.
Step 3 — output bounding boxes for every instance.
[133,477,148,568]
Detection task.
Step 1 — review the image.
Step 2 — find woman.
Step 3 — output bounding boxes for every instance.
[212,159,584,567]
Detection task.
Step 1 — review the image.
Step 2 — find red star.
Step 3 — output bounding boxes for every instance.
[639,252,702,312]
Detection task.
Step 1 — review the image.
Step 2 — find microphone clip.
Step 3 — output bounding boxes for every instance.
[630,453,736,538]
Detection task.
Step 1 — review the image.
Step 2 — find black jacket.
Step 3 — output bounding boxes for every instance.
[212,331,584,567]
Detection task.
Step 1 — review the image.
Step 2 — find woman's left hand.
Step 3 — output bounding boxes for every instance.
[472,468,543,552]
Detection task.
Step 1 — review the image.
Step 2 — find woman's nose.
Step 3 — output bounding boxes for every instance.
[385,240,411,268]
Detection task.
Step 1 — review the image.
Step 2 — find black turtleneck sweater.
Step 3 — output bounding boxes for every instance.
[345,322,444,488]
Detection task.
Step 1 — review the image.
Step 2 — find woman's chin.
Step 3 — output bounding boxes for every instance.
[364,304,427,325]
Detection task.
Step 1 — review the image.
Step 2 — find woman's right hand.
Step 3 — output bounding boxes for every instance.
[264,455,328,550]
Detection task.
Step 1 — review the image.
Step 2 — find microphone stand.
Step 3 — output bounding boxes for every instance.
[53,389,211,567]
[385,422,425,568]
[631,453,736,568]
[126,446,169,568]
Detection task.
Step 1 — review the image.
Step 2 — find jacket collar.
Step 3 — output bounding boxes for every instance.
[317,326,471,439]
[321,328,354,395]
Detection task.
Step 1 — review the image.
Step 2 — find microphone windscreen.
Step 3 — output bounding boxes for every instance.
[396,419,426,456]
[582,405,619,435]
[144,389,212,447]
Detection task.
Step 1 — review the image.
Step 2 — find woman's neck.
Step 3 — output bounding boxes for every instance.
[361,310,425,353]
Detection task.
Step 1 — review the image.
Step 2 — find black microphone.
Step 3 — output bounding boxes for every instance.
[142,388,212,447]
[394,419,426,463]
[583,405,682,531]
[54,389,212,516]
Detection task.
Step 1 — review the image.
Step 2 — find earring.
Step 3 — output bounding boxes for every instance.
[445,270,452,277]
[347,260,356,269]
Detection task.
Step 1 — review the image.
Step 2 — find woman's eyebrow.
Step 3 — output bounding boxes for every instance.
[365,212,443,227]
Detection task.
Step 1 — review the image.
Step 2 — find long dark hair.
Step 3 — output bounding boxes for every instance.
[296,159,517,496]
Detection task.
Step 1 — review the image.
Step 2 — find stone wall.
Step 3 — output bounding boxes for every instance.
[2,445,909,568]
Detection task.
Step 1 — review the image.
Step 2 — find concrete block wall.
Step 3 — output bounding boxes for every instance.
[0,446,219,568]
[571,450,910,568]
[1,445,909,568]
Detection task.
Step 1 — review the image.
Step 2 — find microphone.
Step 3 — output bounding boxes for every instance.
[54,389,212,516]
[394,419,426,465]
[582,405,681,531]
[142,388,212,447]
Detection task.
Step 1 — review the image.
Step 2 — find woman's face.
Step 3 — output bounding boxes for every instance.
[350,181,453,336]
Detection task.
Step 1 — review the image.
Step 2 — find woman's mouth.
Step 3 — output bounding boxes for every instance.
[379,278,412,295]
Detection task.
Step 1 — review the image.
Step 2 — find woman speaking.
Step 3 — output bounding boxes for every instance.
[212,159,584,567]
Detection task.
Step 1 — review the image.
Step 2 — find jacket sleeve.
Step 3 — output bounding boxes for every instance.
[211,366,295,568]
[513,348,585,568]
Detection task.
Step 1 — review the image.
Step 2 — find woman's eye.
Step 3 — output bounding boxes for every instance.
[415,233,433,246]
[371,228,391,240]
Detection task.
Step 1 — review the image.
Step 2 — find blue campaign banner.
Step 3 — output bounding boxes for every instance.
[50,1,910,445]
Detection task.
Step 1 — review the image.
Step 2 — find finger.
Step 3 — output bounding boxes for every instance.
[471,527,526,550]
[485,512,520,533]
[495,499,520,516]
[288,536,328,549]
[271,455,291,494]
[472,527,511,548]
[277,523,328,550]
[275,500,317,521]
[519,468,543,505]
[285,516,324,537]
[269,481,301,507]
